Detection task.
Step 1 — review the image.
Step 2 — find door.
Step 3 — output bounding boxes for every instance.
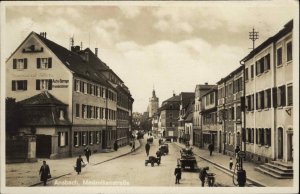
[102,130,107,149]
[287,133,293,161]
[278,127,283,159]
[36,135,52,158]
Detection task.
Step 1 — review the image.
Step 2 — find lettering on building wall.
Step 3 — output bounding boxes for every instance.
[52,79,69,88]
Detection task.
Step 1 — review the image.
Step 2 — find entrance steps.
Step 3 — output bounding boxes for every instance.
[255,160,293,179]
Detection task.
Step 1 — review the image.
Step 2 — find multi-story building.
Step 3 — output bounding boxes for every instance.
[158,94,180,140]
[240,20,293,163]
[183,100,194,146]
[193,83,216,147]
[178,92,195,143]
[6,31,133,159]
[148,89,159,118]
[217,66,244,155]
[200,86,220,150]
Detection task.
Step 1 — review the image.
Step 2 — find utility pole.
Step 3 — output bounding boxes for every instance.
[249,28,259,50]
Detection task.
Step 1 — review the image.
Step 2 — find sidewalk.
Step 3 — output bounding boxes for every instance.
[6,139,141,187]
[174,142,293,187]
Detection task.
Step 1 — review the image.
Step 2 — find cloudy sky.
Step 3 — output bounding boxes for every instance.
[3,1,298,113]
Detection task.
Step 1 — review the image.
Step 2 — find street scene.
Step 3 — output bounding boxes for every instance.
[1,1,298,194]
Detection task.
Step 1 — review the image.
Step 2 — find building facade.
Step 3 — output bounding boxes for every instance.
[200,86,220,150]
[241,20,293,163]
[158,94,180,140]
[193,83,216,147]
[6,32,133,159]
[217,66,244,155]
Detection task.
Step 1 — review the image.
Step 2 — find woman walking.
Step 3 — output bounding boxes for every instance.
[39,160,50,186]
[76,155,84,175]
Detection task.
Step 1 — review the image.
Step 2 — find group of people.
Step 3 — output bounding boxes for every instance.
[174,165,212,186]
[39,146,92,186]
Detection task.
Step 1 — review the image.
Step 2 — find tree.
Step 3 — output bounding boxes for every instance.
[6,97,22,136]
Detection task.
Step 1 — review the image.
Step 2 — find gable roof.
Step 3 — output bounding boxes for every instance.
[33,32,112,88]
[19,91,66,106]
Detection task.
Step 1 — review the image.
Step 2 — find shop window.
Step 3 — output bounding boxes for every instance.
[74,132,81,147]
[82,132,87,146]
[89,131,93,145]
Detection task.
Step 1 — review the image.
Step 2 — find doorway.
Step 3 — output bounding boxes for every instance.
[278,127,283,159]
[36,135,52,158]
[287,132,293,161]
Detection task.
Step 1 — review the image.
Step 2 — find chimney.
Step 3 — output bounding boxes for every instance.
[44,32,47,39]
[39,32,47,38]
[205,82,208,85]
[95,48,98,57]
[71,45,80,53]
[85,51,89,62]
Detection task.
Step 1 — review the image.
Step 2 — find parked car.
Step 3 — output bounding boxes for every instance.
[145,156,161,167]
[159,144,169,155]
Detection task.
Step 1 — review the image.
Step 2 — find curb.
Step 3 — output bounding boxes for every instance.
[30,139,142,187]
[174,143,266,187]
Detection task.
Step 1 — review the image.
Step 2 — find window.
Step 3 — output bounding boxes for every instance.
[36,79,52,90]
[59,110,64,120]
[74,132,81,147]
[286,41,292,62]
[13,58,27,69]
[242,128,246,142]
[76,104,80,117]
[82,105,87,119]
[277,85,286,107]
[245,68,249,81]
[250,65,254,78]
[277,48,282,66]
[265,89,271,108]
[96,131,100,144]
[247,128,251,143]
[75,80,80,92]
[89,131,93,145]
[251,128,254,143]
[84,83,87,94]
[266,128,271,146]
[37,58,52,69]
[231,107,235,120]
[264,54,270,71]
[287,84,293,106]
[58,132,68,147]
[12,80,27,91]
[259,91,264,109]
[236,106,241,120]
[259,128,265,145]
[82,132,87,146]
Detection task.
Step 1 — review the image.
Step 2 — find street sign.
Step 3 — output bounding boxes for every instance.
[238,151,246,158]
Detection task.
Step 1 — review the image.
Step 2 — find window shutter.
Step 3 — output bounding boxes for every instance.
[48,79,52,90]
[24,80,27,90]
[58,132,61,146]
[24,58,28,69]
[255,93,258,110]
[65,132,68,146]
[82,105,84,118]
[79,132,82,146]
[74,80,77,91]
[272,87,277,108]
[37,58,41,68]
[48,58,52,68]
[266,54,270,70]
[282,85,286,106]
[36,80,40,90]
[260,58,264,73]
[13,59,17,69]
[255,61,258,75]
[12,81,16,91]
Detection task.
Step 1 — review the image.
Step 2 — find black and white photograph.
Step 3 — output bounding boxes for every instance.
[0,1,299,194]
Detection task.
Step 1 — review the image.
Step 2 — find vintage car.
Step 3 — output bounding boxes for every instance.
[147,136,154,143]
[145,156,161,167]
[179,147,198,171]
[159,144,169,155]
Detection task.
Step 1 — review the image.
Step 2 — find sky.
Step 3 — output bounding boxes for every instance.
[2,1,298,113]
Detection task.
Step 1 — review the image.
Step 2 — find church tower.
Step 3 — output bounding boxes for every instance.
[148,89,159,117]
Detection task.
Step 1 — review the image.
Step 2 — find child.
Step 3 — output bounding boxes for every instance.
[229,157,233,170]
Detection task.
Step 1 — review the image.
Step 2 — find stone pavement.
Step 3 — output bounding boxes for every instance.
[174,142,293,187]
[6,139,141,187]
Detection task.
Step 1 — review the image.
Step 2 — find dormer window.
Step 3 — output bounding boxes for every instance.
[59,110,64,120]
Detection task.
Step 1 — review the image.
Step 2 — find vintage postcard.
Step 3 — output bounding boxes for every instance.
[0,1,299,194]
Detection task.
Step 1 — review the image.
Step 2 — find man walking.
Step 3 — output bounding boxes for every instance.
[174,164,182,184]
[39,160,50,186]
[208,143,214,156]
[131,140,136,152]
[199,167,209,187]
[84,147,91,163]
[145,142,150,156]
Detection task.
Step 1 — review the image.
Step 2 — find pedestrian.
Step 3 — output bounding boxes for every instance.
[199,167,209,187]
[76,155,84,175]
[229,157,233,170]
[208,143,214,156]
[235,146,240,158]
[84,147,91,163]
[145,142,150,156]
[131,140,136,152]
[156,150,162,163]
[39,160,50,186]
[114,140,119,151]
[174,164,182,184]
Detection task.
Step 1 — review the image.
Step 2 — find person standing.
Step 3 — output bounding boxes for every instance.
[131,140,136,152]
[145,142,150,156]
[229,157,233,170]
[174,164,182,184]
[114,140,119,151]
[199,167,209,187]
[39,161,50,186]
[76,155,84,175]
[84,147,91,163]
[208,143,214,156]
